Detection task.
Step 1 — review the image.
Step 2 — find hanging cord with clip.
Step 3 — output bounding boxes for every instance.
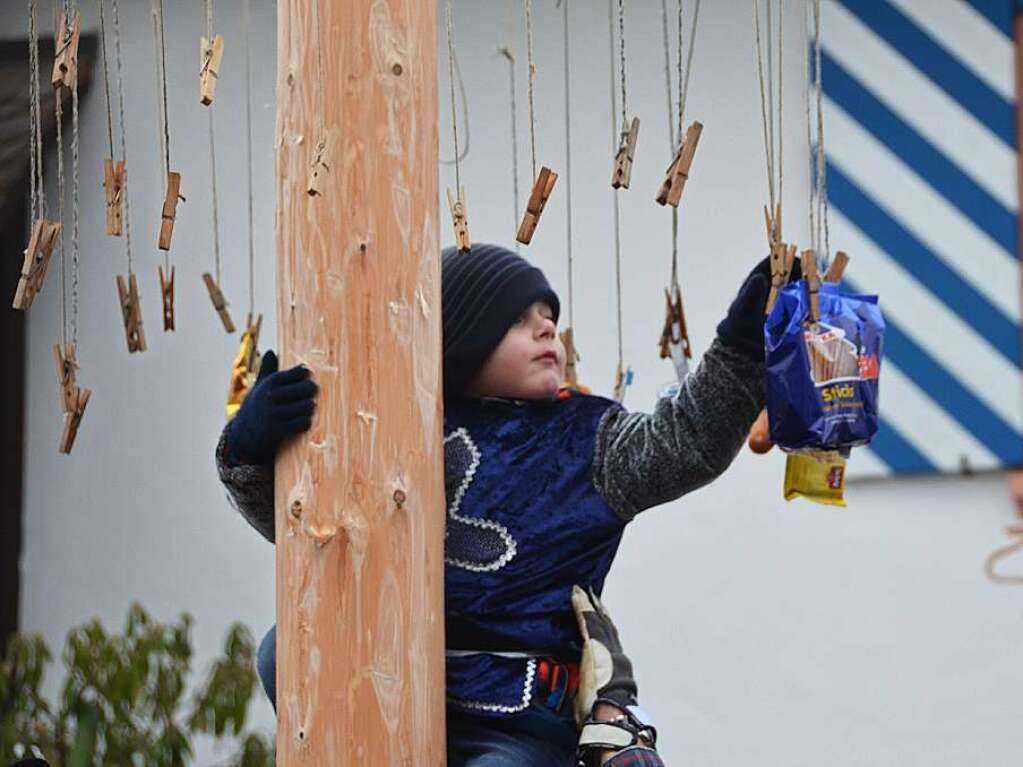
[608,0,624,386]
[808,0,829,268]
[557,0,574,331]
[153,0,171,272]
[525,0,537,181]
[445,0,462,193]
[754,0,784,237]
[205,0,222,288]
[441,44,469,166]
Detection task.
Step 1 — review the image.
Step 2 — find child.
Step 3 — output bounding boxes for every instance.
[217,243,784,765]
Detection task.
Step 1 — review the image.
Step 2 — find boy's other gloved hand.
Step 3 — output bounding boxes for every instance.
[572,585,639,724]
[716,254,802,361]
[225,350,317,465]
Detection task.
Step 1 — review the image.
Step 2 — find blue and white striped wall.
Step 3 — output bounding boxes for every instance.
[822,0,1023,477]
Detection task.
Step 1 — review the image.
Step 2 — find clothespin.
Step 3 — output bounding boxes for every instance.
[766,241,788,316]
[516,166,558,245]
[659,282,692,379]
[59,386,90,455]
[824,250,849,284]
[52,343,78,413]
[202,272,236,333]
[159,265,176,331]
[802,249,821,324]
[307,133,333,196]
[104,160,125,236]
[51,10,81,90]
[158,172,184,251]
[199,34,225,106]
[447,187,471,252]
[115,273,147,353]
[560,327,580,387]
[12,219,60,310]
[656,121,702,208]
[612,364,633,404]
[611,116,640,190]
[763,202,782,248]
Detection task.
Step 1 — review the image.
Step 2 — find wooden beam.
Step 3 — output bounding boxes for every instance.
[275,1,445,764]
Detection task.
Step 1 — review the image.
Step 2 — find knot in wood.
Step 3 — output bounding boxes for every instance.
[391,62,403,76]
[393,489,407,509]
[290,500,303,519]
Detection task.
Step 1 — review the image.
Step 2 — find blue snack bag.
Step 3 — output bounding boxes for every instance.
[764,280,884,451]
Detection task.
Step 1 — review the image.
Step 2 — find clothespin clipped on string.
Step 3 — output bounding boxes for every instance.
[104,160,125,236]
[447,187,471,252]
[802,249,821,324]
[158,172,184,251]
[115,273,147,353]
[200,34,225,106]
[825,251,849,284]
[611,117,640,190]
[658,281,692,381]
[51,9,81,89]
[52,343,89,455]
[12,219,60,311]
[560,327,580,387]
[226,313,263,420]
[611,364,634,404]
[159,265,175,331]
[516,166,558,245]
[656,121,702,207]
[202,272,236,333]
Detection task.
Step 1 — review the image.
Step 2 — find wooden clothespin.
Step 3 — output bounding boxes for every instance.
[51,10,81,90]
[802,249,821,323]
[825,250,849,283]
[53,343,78,413]
[116,273,147,353]
[200,34,225,106]
[243,313,263,370]
[159,172,184,251]
[659,283,692,366]
[104,160,125,236]
[516,166,558,245]
[447,187,471,253]
[159,265,175,331]
[307,133,333,196]
[202,272,236,333]
[560,327,580,387]
[611,116,640,190]
[59,386,90,455]
[763,202,782,248]
[656,121,702,208]
[12,219,60,311]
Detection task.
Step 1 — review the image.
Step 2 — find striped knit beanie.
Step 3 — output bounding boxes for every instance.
[442,243,560,397]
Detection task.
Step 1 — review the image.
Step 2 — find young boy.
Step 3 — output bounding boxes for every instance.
[217,243,781,765]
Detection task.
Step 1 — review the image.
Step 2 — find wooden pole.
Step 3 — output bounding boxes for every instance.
[275,0,446,763]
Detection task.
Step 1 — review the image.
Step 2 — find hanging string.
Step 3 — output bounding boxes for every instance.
[753,0,775,217]
[55,88,66,346]
[498,46,520,252]
[153,0,171,271]
[559,0,574,330]
[440,47,470,166]
[617,0,627,129]
[70,28,80,347]
[524,0,537,180]
[205,0,222,286]
[28,0,45,223]
[812,0,830,265]
[445,0,462,192]
[608,0,623,374]
[805,0,815,253]
[244,0,254,318]
[778,0,784,224]
[96,0,115,160]
[111,0,133,275]
[766,0,775,210]
[678,0,700,140]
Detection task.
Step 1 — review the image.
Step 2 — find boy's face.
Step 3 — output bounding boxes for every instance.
[464,301,566,400]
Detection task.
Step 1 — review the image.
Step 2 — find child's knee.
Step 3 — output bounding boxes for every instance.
[256,624,277,712]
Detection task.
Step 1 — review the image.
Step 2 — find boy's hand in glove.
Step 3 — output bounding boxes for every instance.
[716,254,802,361]
[225,350,318,465]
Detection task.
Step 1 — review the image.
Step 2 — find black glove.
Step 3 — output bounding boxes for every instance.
[716,254,802,361]
[225,350,317,465]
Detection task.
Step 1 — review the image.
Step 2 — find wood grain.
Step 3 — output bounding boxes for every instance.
[275,0,445,763]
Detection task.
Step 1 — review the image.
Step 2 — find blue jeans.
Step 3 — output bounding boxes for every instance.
[257,625,578,766]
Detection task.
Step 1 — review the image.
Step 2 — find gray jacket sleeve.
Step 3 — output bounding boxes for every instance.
[592,338,766,522]
[215,430,276,544]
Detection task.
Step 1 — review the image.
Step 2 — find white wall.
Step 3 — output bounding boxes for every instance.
[7,2,1021,765]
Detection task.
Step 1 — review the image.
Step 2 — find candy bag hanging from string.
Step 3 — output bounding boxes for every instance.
[765,280,883,451]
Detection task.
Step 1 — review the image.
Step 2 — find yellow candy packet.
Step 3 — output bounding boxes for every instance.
[225,328,262,421]
[783,450,847,507]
